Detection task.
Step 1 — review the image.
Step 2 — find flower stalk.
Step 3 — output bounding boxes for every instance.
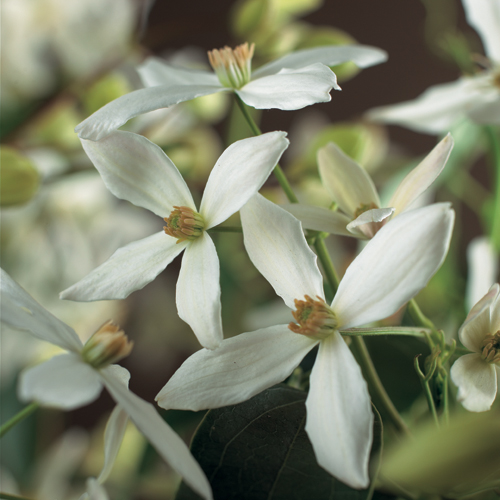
[0,402,39,439]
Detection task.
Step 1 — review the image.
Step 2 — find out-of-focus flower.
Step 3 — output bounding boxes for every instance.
[466,237,499,310]
[284,134,453,238]
[0,269,213,500]
[75,43,387,140]
[451,284,500,412]
[366,0,500,133]
[156,195,454,489]
[60,131,289,349]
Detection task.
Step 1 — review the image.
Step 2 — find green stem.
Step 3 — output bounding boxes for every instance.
[441,372,450,425]
[313,237,339,295]
[407,299,436,332]
[485,126,500,252]
[207,226,242,233]
[414,356,439,428]
[0,403,38,439]
[0,494,36,500]
[234,94,299,203]
[351,336,410,436]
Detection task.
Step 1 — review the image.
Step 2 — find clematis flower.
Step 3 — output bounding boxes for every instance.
[0,269,213,500]
[156,195,454,488]
[75,43,388,141]
[60,131,289,349]
[366,0,500,134]
[284,133,453,239]
[451,284,500,412]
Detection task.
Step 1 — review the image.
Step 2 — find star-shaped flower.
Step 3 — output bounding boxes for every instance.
[451,283,500,412]
[366,0,500,133]
[155,195,454,488]
[60,130,289,349]
[76,43,387,141]
[285,133,453,238]
[0,268,213,500]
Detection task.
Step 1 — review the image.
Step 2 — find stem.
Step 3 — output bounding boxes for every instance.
[485,126,500,252]
[234,94,299,203]
[0,403,38,439]
[441,372,450,425]
[407,299,436,332]
[207,226,242,233]
[351,337,410,436]
[313,237,339,295]
[414,356,439,428]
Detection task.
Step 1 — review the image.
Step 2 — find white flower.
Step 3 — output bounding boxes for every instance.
[366,0,500,134]
[156,195,455,488]
[0,268,213,500]
[60,131,289,349]
[75,43,387,141]
[451,284,500,412]
[284,134,453,238]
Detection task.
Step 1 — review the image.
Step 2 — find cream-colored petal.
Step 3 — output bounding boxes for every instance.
[281,204,352,236]
[346,207,394,239]
[451,353,497,412]
[240,194,324,309]
[318,142,380,218]
[305,332,373,488]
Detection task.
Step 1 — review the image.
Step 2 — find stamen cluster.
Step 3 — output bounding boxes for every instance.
[481,331,500,364]
[81,320,133,369]
[289,295,338,340]
[164,206,205,243]
[208,43,255,89]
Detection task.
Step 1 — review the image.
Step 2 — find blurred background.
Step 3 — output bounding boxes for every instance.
[1,0,498,498]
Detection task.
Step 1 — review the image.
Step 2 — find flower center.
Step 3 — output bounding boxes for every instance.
[354,201,379,219]
[289,295,338,340]
[81,321,133,369]
[208,42,255,89]
[163,206,205,243]
[481,331,500,364]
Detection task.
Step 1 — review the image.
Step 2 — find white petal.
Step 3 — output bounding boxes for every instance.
[467,94,500,125]
[459,289,497,353]
[237,64,338,111]
[462,0,500,62]
[306,332,373,488]
[333,203,454,329]
[389,134,454,215]
[346,207,395,239]
[240,194,324,309]
[75,84,226,141]
[367,78,483,134]
[176,233,222,350]
[281,204,352,236]
[138,57,220,87]
[450,353,497,412]
[156,325,317,411]
[97,406,129,484]
[98,367,213,500]
[81,131,195,218]
[19,354,102,410]
[253,45,388,78]
[466,238,499,310]
[61,232,187,301]
[200,132,289,228]
[318,142,380,217]
[0,269,82,352]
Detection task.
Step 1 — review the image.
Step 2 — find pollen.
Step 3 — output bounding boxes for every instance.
[289,295,338,340]
[81,321,133,369]
[481,331,500,364]
[208,42,255,89]
[164,206,205,243]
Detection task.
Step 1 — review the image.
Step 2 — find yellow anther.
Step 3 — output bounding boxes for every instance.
[289,295,338,340]
[208,42,255,89]
[164,206,205,243]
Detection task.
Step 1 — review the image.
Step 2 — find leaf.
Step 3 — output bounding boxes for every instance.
[176,384,382,500]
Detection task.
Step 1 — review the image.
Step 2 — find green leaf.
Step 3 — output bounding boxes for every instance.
[176,384,382,500]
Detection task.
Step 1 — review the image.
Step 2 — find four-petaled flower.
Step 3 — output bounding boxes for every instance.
[0,268,213,500]
[366,0,500,133]
[451,283,500,412]
[155,194,454,488]
[75,43,387,141]
[60,130,289,349]
[284,134,453,238]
